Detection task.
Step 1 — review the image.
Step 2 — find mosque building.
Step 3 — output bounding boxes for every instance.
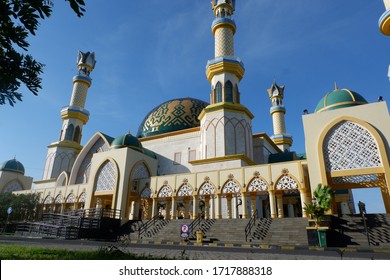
[2,0,390,225]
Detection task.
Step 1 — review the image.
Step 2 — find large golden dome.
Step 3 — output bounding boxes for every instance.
[136,97,208,138]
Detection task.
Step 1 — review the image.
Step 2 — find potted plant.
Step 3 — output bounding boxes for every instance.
[304,184,333,247]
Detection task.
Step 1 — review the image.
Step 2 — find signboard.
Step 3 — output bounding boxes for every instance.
[180,224,190,238]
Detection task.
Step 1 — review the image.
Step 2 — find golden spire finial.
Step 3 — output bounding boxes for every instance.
[334,82,338,90]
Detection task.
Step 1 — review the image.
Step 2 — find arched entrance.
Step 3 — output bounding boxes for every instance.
[275,172,302,218]
[176,182,195,219]
[126,162,151,220]
[91,159,118,212]
[199,180,217,219]
[157,184,173,219]
[221,178,241,219]
[246,175,271,218]
[321,119,390,213]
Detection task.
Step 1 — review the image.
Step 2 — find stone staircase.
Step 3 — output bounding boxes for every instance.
[258,217,309,246]
[330,214,390,247]
[139,219,210,242]
[205,219,249,243]
[129,217,310,245]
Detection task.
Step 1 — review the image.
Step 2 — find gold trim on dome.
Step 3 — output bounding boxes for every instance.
[380,12,390,35]
[138,127,200,142]
[189,154,256,166]
[316,101,367,113]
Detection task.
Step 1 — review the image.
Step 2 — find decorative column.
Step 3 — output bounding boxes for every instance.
[216,194,222,219]
[210,196,215,219]
[226,195,232,219]
[184,198,191,219]
[276,193,284,218]
[269,190,277,218]
[241,192,248,219]
[171,197,177,220]
[192,195,198,219]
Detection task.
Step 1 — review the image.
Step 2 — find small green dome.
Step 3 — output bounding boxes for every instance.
[111,133,143,152]
[315,88,368,113]
[0,158,25,175]
[137,97,209,138]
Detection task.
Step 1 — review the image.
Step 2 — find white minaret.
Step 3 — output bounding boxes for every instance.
[41,51,96,181]
[199,0,254,161]
[267,82,292,151]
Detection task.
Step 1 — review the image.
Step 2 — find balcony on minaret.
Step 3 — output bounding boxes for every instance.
[61,106,90,125]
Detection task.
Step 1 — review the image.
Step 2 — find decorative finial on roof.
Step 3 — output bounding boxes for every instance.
[334,82,338,90]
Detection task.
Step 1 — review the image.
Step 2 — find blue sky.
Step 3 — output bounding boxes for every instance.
[1,0,389,213]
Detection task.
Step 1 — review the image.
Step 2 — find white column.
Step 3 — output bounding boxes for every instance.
[269,190,277,218]
[171,197,177,220]
[226,195,232,219]
[299,189,308,218]
[192,196,198,219]
[216,194,222,219]
[241,192,248,219]
[210,196,215,219]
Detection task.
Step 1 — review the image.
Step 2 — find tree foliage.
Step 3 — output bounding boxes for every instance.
[0,192,41,224]
[0,0,86,106]
[304,184,333,226]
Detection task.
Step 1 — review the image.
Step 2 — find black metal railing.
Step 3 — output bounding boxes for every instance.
[245,209,258,242]
[68,208,121,219]
[189,212,205,238]
[138,214,163,239]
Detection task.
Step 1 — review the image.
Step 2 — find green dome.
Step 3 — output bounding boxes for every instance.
[111,133,143,152]
[315,88,368,113]
[137,97,209,138]
[0,158,25,175]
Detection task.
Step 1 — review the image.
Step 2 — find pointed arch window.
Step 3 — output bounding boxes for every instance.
[73,126,81,143]
[215,82,222,103]
[225,81,233,102]
[65,124,74,141]
[235,84,240,103]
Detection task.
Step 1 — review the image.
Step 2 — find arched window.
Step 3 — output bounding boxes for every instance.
[215,82,222,103]
[73,126,81,143]
[65,124,74,141]
[235,84,240,103]
[225,81,233,102]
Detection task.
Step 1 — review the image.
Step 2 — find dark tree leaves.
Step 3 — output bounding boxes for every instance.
[0,0,86,107]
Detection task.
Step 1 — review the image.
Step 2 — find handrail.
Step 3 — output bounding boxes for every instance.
[138,214,161,238]
[189,212,205,238]
[245,209,258,242]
